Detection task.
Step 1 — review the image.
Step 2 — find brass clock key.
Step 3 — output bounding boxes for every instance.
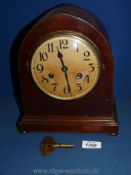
[40,136,74,156]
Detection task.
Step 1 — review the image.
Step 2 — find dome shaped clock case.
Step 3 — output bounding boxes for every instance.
[17,4,119,135]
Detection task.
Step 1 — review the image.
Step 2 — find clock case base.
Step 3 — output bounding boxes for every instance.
[17,105,118,135]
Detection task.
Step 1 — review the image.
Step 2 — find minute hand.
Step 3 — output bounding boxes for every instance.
[57,47,72,95]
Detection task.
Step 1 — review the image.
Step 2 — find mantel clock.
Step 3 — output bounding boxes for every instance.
[17,4,119,135]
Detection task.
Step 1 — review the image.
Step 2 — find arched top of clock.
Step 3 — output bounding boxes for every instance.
[35,4,108,39]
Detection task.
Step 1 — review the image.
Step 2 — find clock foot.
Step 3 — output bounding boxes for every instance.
[20,131,28,134]
[110,132,118,136]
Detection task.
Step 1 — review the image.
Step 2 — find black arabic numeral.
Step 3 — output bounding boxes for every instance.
[84,75,89,83]
[76,83,82,91]
[89,63,95,72]
[59,39,68,49]
[84,51,90,61]
[52,83,58,91]
[36,64,44,73]
[39,52,48,61]
[48,43,53,52]
[42,75,49,83]
[76,43,79,52]
[63,86,70,94]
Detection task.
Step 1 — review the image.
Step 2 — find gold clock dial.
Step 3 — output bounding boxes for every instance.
[31,32,101,100]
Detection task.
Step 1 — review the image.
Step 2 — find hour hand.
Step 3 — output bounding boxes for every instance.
[57,47,63,59]
[57,47,68,72]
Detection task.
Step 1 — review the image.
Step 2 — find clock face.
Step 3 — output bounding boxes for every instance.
[30,32,101,100]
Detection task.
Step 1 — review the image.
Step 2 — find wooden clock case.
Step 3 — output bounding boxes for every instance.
[17,4,119,135]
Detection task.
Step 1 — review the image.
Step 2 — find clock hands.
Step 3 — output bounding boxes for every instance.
[57,47,72,95]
